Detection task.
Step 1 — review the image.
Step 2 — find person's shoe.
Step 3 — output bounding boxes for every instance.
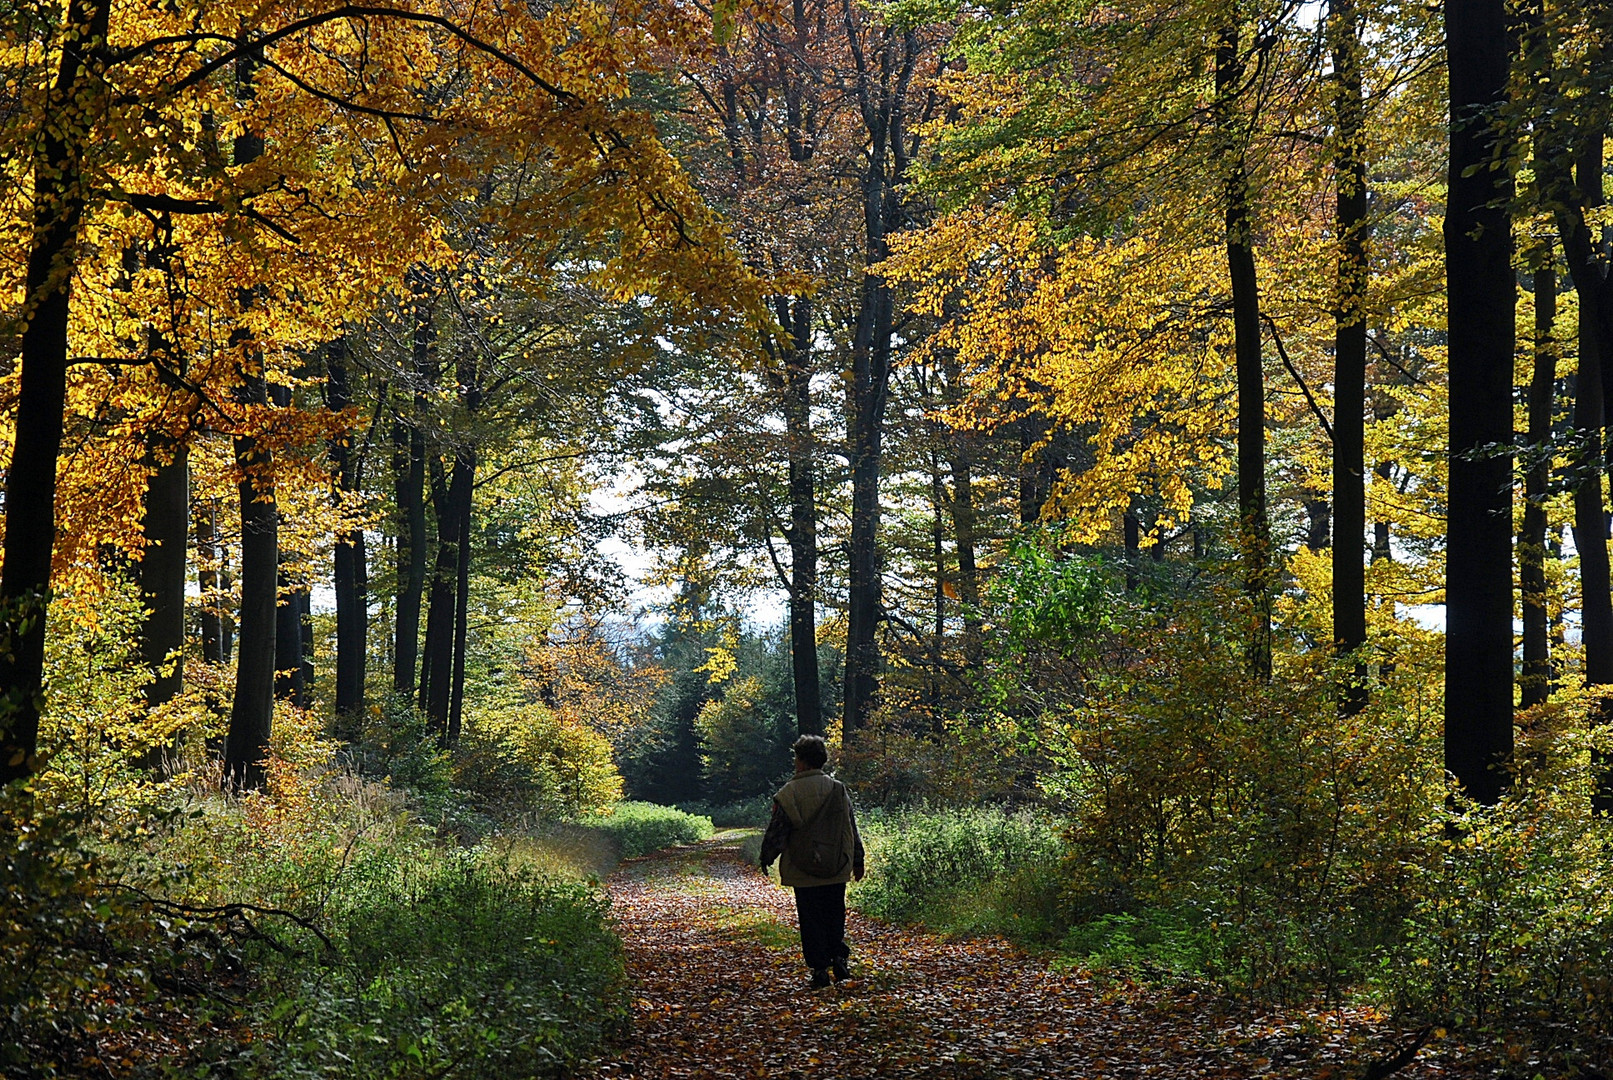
[830,957,850,982]
[809,967,831,989]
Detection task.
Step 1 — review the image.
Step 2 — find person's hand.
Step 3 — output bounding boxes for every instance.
[853,867,864,882]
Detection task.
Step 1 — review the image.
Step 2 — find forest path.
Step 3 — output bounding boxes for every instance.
[585,833,1455,1080]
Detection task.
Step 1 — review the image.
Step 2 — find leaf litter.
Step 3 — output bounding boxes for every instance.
[584,836,1478,1080]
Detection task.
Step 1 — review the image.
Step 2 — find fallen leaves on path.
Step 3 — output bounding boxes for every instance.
[586,836,1469,1080]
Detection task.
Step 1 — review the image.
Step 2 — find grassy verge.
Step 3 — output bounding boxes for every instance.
[157,784,630,1080]
[851,806,1065,944]
[573,801,714,858]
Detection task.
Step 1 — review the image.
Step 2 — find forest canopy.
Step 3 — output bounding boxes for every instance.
[3,0,1613,1075]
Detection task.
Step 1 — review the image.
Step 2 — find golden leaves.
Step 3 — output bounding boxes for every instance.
[885,209,1233,542]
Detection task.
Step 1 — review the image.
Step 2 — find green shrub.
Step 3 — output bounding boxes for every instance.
[0,799,212,1079]
[694,675,794,802]
[854,807,1065,941]
[454,702,623,823]
[241,847,626,1080]
[1059,908,1212,977]
[340,692,455,801]
[677,795,773,828]
[580,801,713,857]
[1375,728,1613,1075]
[158,780,626,1080]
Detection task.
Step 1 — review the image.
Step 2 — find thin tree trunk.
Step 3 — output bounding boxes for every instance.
[1217,21,1271,680]
[840,14,919,740]
[393,285,433,697]
[946,429,982,666]
[1124,511,1141,592]
[140,444,189,710]
[328,338,368,719]
[1559,131,1613,812]
[0,0,108,788]
[843,201,895,739]
[1520,248,1557,708]
[269,384,306,708]
[422,449,472,735]
[930,443,948,703]
[1443,0,1516,805]
[448,447,475,743]
[780,297,823,737]
[196,499,225,665]
[223,42,277,790]
[1331,0,1369,714]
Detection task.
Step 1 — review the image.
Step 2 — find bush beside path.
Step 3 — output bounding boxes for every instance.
[586,836,1469,1080]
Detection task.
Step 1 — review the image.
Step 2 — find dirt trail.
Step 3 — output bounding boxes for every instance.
[586,834,1454,1080]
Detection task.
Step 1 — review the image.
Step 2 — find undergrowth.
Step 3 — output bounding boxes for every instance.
[853,807,1064,943]
[579,801,714,857]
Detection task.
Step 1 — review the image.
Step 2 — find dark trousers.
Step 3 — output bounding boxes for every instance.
[793,883,849,970]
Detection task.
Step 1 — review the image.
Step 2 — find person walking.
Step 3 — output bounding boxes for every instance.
[759,735,866,989]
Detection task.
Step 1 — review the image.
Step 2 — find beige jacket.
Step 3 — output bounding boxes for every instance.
[761,769,865,888]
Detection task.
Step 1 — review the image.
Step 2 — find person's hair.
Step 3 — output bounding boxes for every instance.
[791,734,829,769]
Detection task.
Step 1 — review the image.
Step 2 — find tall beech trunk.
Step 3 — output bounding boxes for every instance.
[1331,0,1369,714]
[843,198,895,739]
[223,44,277,790]
[1520,249,1558,708]
[196,499,226,665]
[839,13,922,740]
[140,444,189,711]
[1216,21,1271,680]
[1124,511,1142,592]
[269,383,307,708]
[1443,0,1516,805]
[1516,0,1557,713]
[421,449,473,736]
[779,297,823,737]
[393,287,433,696]
[226,371,278,790]
[448,449,475,743]
[422,350,480,739]
[1558,131,1613,812]
[327,339,368,719]
[0,0,108,788]
[946,434,982,666]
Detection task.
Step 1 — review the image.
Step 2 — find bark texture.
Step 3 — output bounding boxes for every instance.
[1443,0,1516,805]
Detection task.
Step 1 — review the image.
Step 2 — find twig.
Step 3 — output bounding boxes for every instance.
[1262,312,1333,441]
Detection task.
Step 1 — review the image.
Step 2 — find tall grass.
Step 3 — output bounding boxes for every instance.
[154,779,630,1079]
[853,806,1065,942]
[577,801,714,857]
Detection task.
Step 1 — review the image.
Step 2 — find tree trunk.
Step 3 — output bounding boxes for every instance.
[140,443,189,711]
[945,429,983,666]
[1331,0,1369,714]
[327,338,368,720]
[1520,249,1557,708]
[268,384,306,708]
[0,0,108,788]
[448,448,475,744]
[1443,0,1516,805]
[1123,511,1141,592]
[1217,22,1271,680]
[422,448,473,736]
[393,287,433,697]
[423,347,479,738]
[843,168,896,740]
[780,297,823,737]
[226,372,278,788]
[196,498,226,665]
[224,44,278,790]
[1558,130,1613,812]
[840,17,920,740]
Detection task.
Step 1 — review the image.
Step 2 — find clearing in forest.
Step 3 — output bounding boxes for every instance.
[587,834,1461,1080]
